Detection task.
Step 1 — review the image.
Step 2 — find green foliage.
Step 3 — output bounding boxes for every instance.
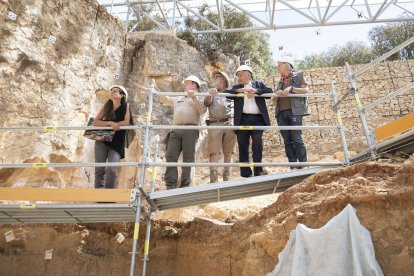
[368,19,414,60]
[298,17,413,69]
[177,5,274,78]
[128,4,164,32]
[297,41,375,70]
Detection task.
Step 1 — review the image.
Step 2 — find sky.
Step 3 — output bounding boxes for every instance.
[266,23,376,61]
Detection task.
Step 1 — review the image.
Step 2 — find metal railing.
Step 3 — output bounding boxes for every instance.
[339,35,414,160]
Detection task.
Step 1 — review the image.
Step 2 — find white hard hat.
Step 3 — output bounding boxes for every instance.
[235,65,253,77]
[109,85,128,99]
[277,56,295,68]
[182,75,201,88]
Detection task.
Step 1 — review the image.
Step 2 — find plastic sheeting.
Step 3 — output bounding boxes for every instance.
[267,204,383,276]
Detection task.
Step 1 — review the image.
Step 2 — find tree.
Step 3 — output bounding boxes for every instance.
[177,5,275,78]
[297,41,375,69]
[128,4,164,32]
[368,19,414,60]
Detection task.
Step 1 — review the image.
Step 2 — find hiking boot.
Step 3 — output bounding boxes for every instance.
[255,170,268,176]
[210,170,218,183]
[223,170,230,182]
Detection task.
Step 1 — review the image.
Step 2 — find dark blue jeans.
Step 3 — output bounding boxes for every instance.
[276,110,307,168]
[237,114,265,177]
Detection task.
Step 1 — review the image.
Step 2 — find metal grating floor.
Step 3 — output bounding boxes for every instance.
[149,167,332,211]
[0,204,136,224]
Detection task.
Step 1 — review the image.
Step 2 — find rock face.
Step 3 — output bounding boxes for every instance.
[0,0,126,187]
[1,157,413,275]
[0,0,239,189]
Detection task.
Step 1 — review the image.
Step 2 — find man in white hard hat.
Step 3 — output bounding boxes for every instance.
[227,65,273,178]
[273,56,310,169]
[137,75,205,189]
[204,71,236,183]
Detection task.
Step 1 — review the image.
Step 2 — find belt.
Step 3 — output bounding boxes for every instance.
[208,118,230,123]
[242,113,261,116]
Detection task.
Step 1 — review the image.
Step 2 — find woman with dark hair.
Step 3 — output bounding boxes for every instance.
[93,85,132,189]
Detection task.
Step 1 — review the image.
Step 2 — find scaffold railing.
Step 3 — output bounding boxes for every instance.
[339,35,414,160]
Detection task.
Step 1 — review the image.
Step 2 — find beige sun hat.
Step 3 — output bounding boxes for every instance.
[212,71,231,88]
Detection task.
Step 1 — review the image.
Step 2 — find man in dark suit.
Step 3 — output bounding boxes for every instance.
[227,65,273,177]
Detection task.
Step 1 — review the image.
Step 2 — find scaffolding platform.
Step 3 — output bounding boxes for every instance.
[149,167,331,211]
[0,167,333,224]
[0,203,135,224]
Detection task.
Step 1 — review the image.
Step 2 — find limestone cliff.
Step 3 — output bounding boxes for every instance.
[0,0,238,189]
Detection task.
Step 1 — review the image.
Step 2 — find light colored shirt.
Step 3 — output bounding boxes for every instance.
[242,82,260,114]
[207,96,234,121]
[158,95,205,125]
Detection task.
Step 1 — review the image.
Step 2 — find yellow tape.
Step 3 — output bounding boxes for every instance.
[239,163,254,168]
[19,203,36,209]
[337,113,343,126]
[43,126,57,132]
[151,168,156,181]
[144,240,149,255]
[355,93,362,108]
[133,223,140,240]
[146,112,151,124]
[32,163,48,169]
[240,126,254,130]
[236,93,247,97]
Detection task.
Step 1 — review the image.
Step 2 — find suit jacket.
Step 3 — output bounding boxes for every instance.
[226,80,273,126]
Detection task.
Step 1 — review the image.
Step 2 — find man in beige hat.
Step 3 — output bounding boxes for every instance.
[204,71,237,183]
[137,75,205,189]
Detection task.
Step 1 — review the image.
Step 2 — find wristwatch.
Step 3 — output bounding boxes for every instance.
[289,86,294,93]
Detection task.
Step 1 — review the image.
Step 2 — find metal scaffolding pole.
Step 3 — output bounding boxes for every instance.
[150,125,339,131]
[125,0,131,31]
[142,136,160,276]
[364,82,414,112]
[0,161,345,169]
[331,81,350,164]
[153,91,332,98]
[129,81,155,276]
[147,161,345,167]
[0,125,142,131]
[345,62,376,159]
[0,162,142,169]
[354,35,414,77]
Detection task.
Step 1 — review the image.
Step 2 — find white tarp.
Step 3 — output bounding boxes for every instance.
[267,204,383,276]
